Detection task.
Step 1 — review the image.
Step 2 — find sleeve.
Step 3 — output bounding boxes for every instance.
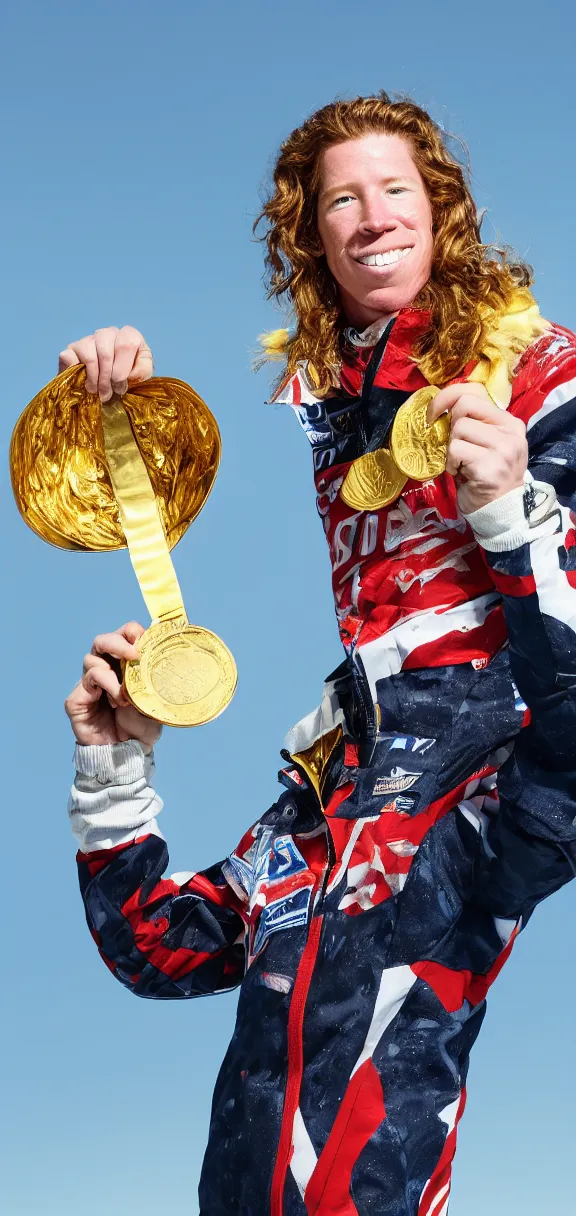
[462,338,576,920]
[463,333,576,767]
[468,754,576,925]
[69,741,246,1000]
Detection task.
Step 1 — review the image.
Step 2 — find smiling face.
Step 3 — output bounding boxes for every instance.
[316,132,434,329]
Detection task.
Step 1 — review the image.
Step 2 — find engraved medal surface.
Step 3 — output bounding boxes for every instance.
[390,386,450,480]
[340,447,408,510]
[124,618,237,727]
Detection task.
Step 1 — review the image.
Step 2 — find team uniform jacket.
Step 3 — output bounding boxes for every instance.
[70,308,576,1215]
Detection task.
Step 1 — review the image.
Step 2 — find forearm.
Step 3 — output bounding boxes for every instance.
[69,739,164,852]
[70,741,246,999]
[466,475,576,764]
[458,466,576,920]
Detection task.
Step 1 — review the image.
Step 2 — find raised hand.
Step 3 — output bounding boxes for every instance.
[427,382,528,515]
[65,621,162,751]
[58,325,154,402]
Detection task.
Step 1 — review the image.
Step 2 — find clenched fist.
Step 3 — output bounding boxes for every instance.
[427,382,528,515]
[65,622,162,751]
[59,325,154,402]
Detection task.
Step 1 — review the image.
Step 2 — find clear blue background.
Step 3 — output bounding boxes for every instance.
[2,1,575,1212]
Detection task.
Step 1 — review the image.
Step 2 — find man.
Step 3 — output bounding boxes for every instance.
[63,94,576,1215]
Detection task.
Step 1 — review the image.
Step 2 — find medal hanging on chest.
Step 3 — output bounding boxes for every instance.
[340,291,549,512]
[340,384,449,510]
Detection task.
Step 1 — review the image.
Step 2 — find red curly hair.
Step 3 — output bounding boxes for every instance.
[256,92,531,395]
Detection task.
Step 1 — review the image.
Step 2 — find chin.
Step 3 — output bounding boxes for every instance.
[347,295,405,328]
[339,274,428,328]
[348,264,430,317]
[365,286,416,314]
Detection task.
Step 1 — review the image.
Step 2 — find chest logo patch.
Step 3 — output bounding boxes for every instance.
[372,768,420,795]
[225,828,315,961]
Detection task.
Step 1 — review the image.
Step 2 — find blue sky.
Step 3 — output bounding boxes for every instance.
[2,1,576,1212]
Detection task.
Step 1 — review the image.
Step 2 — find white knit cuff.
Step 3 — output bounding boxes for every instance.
[463,485,529,552]
[69,741,163,854]
[73,740,150,784]
[464,473,561,553]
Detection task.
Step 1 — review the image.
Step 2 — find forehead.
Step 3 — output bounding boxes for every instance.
[319,132,419,189]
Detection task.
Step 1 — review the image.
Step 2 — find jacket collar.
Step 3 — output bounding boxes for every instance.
[340,307,432,397]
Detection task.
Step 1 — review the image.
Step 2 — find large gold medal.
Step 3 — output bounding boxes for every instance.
[340,447,407,511]
[390,385,450,480]
[10,365,237,728]
[124,618,237,728]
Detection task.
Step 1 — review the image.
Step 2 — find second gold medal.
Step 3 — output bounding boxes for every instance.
[390,385,450,480]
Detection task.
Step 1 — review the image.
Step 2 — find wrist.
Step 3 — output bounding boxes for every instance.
[463,484,527,551]
[463,472,561,553]
[458,478,525,516]
[74,739,152,783]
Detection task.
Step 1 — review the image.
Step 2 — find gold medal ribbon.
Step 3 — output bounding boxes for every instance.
[100,394,186,623]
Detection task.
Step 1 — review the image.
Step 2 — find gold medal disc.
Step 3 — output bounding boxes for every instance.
[390,386,450,480]
[340,448,408,511]
[123,618,238,728]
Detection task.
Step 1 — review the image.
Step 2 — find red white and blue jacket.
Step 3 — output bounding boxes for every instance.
[70,308,576,1216]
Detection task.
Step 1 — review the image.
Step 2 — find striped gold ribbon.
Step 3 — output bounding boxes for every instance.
[100,394,186,623]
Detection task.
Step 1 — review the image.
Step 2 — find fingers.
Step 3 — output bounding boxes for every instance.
[57,327,152,401]
[90,624,143,662]
[82,654,127,707]
[58,348,81,372]
[120,620,147,644]
[128,343,154,385]
[65,655,125,716]
[450,416,503,450]
[430,383,529,513]
[65,623,147,727]
[97,326,153,400]
[455,405,526,446]
[446,432,527,489]
[93,328,121,402]
[445,438,483,478]
[65,677,101,718]
[428,384,527,448]
[427,382,494,424]
[114,326,154,393]
[58,334,109,394]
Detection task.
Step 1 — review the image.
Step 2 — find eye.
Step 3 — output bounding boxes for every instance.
[330,194,355,210]
[387,186,408,196]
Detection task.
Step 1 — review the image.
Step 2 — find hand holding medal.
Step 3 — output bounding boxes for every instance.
[426,381,528,514]
[10,327,237,729]
[340,355,527,513]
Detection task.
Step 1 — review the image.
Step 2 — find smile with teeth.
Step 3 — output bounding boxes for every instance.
[357,247,412,267]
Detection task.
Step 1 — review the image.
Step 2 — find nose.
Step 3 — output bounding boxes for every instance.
[358,193,397,236]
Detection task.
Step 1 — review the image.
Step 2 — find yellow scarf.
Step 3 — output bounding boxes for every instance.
[260,287,550,404]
